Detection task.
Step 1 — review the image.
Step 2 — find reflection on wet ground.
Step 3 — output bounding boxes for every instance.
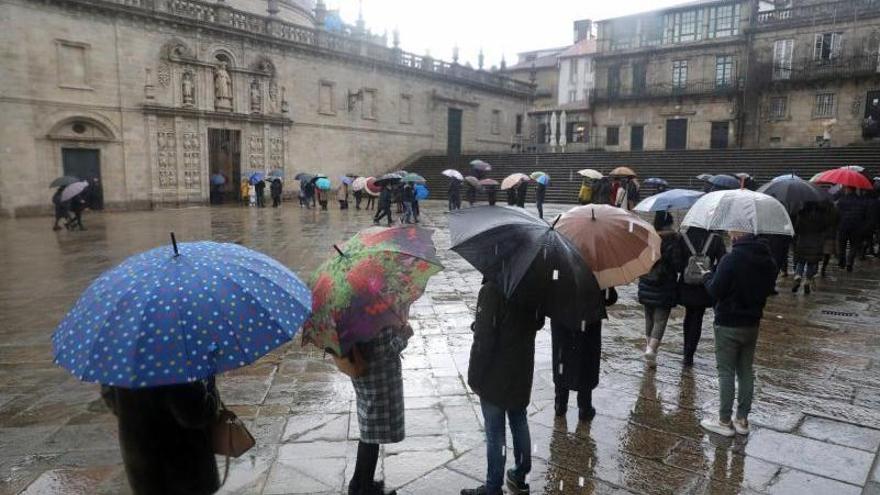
[1,202,879,494]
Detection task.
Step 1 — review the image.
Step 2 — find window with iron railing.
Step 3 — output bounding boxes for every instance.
[770,96,788,120]
[665,9,700,44]
[633,62,647,94]
[708,4,740,39]
[813,33,842,63]
[773,39,793,80]
[673,60,688,88]
[814,92,835,118]
[715,55,734,88]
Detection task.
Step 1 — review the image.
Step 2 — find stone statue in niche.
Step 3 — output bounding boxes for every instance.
[182,71,195,107]
[281,86,289,114]
[214,62,233,111]
[250,79,262,113]
[267,80,278,113]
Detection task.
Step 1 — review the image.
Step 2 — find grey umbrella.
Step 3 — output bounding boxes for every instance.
[50,176,80,188]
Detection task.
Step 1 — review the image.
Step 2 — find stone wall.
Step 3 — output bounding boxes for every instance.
[0,0,529,216]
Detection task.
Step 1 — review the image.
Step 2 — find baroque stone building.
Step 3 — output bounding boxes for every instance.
[0,0,531,216]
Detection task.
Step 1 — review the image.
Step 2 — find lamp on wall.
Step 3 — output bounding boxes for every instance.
[347,89,363,111]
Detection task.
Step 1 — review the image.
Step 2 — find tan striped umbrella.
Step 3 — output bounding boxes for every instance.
[501,173,530,190]
[556,204,661,289]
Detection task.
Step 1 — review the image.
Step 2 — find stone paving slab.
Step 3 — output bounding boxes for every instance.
[1,203,880,494]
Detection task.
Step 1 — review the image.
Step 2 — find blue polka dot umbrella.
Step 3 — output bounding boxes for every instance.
[52,237,312,388]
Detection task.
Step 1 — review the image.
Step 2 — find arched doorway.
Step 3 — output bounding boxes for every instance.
[47,116,117,210]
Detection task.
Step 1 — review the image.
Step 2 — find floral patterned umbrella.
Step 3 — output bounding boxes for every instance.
[302,225,443,356]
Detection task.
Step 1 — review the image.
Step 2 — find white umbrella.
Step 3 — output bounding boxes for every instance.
[442,169,464,181]
[549,112,558,146]
[681,189,794,236]
[60,181,89,202]
[351,176,369,192]
[578,169,603,180]
[559,111,567,147]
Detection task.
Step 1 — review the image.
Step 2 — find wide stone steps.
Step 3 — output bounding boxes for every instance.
[405,147,880,204]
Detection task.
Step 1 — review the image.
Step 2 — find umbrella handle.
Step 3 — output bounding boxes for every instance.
[550,214,561,229]
[170,232,180,257]
[333,244,345,257]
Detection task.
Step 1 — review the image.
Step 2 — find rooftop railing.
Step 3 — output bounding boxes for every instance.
[757,0,880,26]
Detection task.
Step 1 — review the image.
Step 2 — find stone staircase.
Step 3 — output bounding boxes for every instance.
[405,147,880,204]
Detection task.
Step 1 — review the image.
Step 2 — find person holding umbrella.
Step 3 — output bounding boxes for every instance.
[401,182,415,224]
[516,180,528,208]
[240,178,250,206]
[337,181,350,210]
[51,186,71,231]
[270,178,283,207]
[448,177,462,211]
[532,173,549,219]
[836,186,868,271]
[676,226,726,367]
[254,176,266,207]
[638,212,681,367]
[374,185,394,226]
[791,202,828,294]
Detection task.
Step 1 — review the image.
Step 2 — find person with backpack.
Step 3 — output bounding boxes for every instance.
[677,227,726,366]
[462,278,546,495]
[791,203,827,294]
[638,212,680,366]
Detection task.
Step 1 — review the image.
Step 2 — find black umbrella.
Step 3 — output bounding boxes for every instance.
[449,206,603,328]
[374,173,403,187]
[49,176,80,188]
[709,174,740,190]
[294,172,314,181]
[308,174,327,184]
[757,177,830,215]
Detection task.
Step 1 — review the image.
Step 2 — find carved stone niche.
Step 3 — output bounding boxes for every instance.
[181,70,196,107]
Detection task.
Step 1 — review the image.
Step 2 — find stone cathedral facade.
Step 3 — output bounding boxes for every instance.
[0,0,532,216]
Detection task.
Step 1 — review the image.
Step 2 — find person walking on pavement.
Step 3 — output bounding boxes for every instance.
[51,186,70,231]
[791,203,827,294]
[639,212,681,367]
[365,190,376,211]
[68,194,88,230]
[836,186,868,272]
[373,185,393,226]
[316,187,329,211]
[820,204,839,276]
[700,231,776,437]
[462,279,546,495]
[506,188,516,206]
[270,178,283,207]
[338,325,411,495]
[101,379,222,495]
[535,182,546,219]
[676,227,726,367]
[240,179,250,206]
[337,183,350,210]
[486,187,497,206]
[551,287,618,421]
[354,187,364,210]
[465,183,477,208]
[401,182,415,224]
[516,181,528,208]
[254,179,266,208]
[448,178,462,211]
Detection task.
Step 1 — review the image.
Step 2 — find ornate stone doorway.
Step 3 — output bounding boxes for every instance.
[208,129,241,204]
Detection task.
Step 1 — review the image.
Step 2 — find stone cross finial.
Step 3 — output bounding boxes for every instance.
[478,49,484,70]
[452,45,459,64]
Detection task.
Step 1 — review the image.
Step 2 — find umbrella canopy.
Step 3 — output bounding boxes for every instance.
[402,172,427,184]
[60,181,89,202]
[449,206,603,328]
[365,177,381,196]
[308,174,328,184]
[609,166,637,177]
[696,173,713,181]
[352,176,369,192]
[556,205,661,289]
[501,173,530,190]
[388,170,409,177]
[53,240,312,388]
[708,174,740,190]
[757,177,830,215]
[442,169,464,181]
[268,169,284,178]
[734,173,752,180]
[210,173,227,185]
[634,189,704,212]
[535,175,550,186]
[415,184,429,200]
[339,175,354,185]
[302,226,442,356]
[530,171,548,180]
[316,177,332,190]
[50,176,81,188]
[815,167,873,190]
[682,189,794,236]
[295,172,314,181]
[374,173,402,187]
[249,171,266,185]
[470,160,492,171]
[464,176,481,188]
[772,173,801,182]
[644,177,669,187]
[479,178,499,187]
[578,169,603,180]
[844,165,865,172]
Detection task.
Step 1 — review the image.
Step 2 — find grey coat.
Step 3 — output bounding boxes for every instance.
[351,326,409,444]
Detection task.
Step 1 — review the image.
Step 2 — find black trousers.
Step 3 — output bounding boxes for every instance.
[838,229,862,268]
[272,195,280,207]
[349,441,379,492]
[536,201,544,219]
[682,306,706,361]
[374,205,392,224]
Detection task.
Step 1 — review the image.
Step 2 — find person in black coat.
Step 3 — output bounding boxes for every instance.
[465,183,477,207]
[676,227,726,366]
[373,186,393,226]
[254,179,266,208]
[68,194,88,231]
[101,380,221,495]
[353,188,364,210]
[535,183,546,219]
[52,187,70,231]
[758,234,791,293]
[836,187,868,271]
[448,178,462,211]
[270,178,282,207]
[463,279,545,495]
[506,188,516,206]
[486,187,497,206]
[551,287,617,422]
[791,203,827,294]
[516,181,528,208]
[638,212,680,366]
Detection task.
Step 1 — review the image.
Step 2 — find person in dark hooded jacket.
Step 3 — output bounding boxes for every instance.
[448,178,462,211]
[699,232,776,438]
[516,181,528,208]
[791,203,827,294]
[836,187,868,271]
[463,279,545,495]
[676,227,726,366]
[638,212,680,367]
[102,380,221,495]
[270,178,283,207]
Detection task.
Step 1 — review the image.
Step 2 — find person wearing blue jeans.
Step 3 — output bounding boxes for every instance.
[463,279,545,495]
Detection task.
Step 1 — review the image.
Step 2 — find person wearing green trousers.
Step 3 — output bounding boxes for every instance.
[700,231,777,437]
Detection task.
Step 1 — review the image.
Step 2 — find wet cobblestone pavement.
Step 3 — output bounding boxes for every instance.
[2,202,880,495]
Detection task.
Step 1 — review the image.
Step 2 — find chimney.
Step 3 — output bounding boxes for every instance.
[573,19,592,43]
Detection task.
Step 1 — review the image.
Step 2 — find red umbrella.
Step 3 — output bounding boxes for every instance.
[365,177,381,196]
[816,167,872,190]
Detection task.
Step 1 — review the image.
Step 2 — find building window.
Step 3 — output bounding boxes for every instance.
[569,59,578,83]
[318,80,335,115]
[606,126,619,146]
[361,88,377,120]
[632,61,647,94]
[568,122,587,143]
[515,114,523,135]
[608,65,621,97]
[665,10,699,44]
[773,39,793,80]
[715,55,734,88]
[814,92,835,118]
[491,110,501,135]
[770,96,788,120]
[708,4,740,38]
[813,33,842,62]
[55,40,91,89]
[399,94,412,124]
[672,60,688,88]
[568,90,578,103]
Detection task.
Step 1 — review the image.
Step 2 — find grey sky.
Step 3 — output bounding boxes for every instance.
[331,0,688,66]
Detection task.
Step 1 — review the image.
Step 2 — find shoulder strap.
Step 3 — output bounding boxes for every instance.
[682,229,698,255]
[700,233,717,256]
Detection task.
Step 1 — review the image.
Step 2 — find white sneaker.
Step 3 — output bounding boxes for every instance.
[700,418,735,437]
[643,347,656,367]
[733,418,750,435]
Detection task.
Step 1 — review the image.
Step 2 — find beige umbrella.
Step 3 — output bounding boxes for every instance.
[577,169,603,180]
[556,204,661,289]
[609,166,637,177]
[500,173,530,190]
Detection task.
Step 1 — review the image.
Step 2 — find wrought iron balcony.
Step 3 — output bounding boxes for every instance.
[756,54,880,86]
[589,79,742,104]
[757,0,880,26]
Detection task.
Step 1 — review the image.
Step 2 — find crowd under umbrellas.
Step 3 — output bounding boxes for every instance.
[42,159,880,495]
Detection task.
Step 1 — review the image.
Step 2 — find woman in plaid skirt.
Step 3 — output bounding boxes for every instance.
[347,324,412,495]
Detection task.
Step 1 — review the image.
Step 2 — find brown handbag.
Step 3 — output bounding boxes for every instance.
[332,345,367,378]
[212,404,255,458]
